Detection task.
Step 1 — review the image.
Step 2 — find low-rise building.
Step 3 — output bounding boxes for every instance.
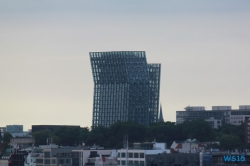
[146,153,200,166]
[0,127,6,134]
[0,153,10,166]
[72,148,114,166]
[31,125,80,133]
[0,142,4,153]
[145,150,250,166]
[117,142,170,166]
[6,125,23,133]
[25,144,75,166]
[24,144,115,166]
[3,125,30,138]
[10,137,35,146]
[244,117,250,144]
[176,106,230,128]
[210,151,250,166]
[176,105,250,128]
[230,106,250,126]
[2,147,29,166]
[170,139,219,154]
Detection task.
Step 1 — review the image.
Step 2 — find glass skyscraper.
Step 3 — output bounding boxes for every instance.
[90,51,161,127]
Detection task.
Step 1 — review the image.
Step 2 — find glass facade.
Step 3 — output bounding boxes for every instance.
[90,51,161,127]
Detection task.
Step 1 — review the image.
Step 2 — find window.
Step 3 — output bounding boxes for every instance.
[129,153,133,158]
[58,159,64,164]
[140,153,144,158]
[44,159,50,164]
[134,153,138,158]
[121,153,126,158]
[44,152,50,158]
[36,159,43,164]
[52,159,56,164]
[66,159,71,164]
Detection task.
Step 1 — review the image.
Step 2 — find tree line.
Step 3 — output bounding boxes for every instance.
[31,119,247,150]
[1,119,247,152]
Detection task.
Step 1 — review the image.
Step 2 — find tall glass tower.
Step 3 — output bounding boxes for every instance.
[90,51,161,127]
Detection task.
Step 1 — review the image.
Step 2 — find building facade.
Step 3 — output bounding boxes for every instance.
[6,125,23,133]
[117,142,170,166]
[32,125,80,133]
[146,153,201,166]
[24,145,75,166]
[146,151,250,166]
[90,51,161,127]
[244,117,250,144]
[23,144,114,166]
[230,106,250,126]
[176,105,250,128]
[176,106,230,128]
[0,127,6,133]
[10,137,35,146]
[72,149,114,166]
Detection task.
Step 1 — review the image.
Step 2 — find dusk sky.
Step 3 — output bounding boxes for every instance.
[1,1,250,130]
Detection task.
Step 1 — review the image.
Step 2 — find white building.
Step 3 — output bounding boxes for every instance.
[117,142,170,166]
[24,144,115,166]
[24,144,74,166]
[230,105,250,126]
[170,139,219,153]
[72,148,114,166]
[0,154,9,166]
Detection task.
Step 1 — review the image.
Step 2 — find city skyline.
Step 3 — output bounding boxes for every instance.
[0,1,250,130]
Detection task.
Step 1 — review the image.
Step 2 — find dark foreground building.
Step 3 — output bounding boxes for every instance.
[90,51,161,127]
[32,125,80,132]
[0,151,26,166]
[146,152,250,166]
[146,153,200,166]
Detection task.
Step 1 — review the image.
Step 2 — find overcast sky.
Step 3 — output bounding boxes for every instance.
[1,0,250,130]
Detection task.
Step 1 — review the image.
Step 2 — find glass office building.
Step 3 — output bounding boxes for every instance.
[90,51,161,127]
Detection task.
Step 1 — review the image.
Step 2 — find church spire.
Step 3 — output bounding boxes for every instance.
[158,104,164,122]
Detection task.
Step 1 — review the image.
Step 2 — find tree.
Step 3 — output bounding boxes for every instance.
[79,127,89,144]
[54,126,80,146]
[216,134,241,150]
[146,121,179,147]
[179,119,214,142]
[32,130,54,146]
[85,126,107,147]
[215,123,244,143]
[3,132,13,142]
[3,132,13,151]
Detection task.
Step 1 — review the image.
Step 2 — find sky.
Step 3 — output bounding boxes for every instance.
[0,1,250,130]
